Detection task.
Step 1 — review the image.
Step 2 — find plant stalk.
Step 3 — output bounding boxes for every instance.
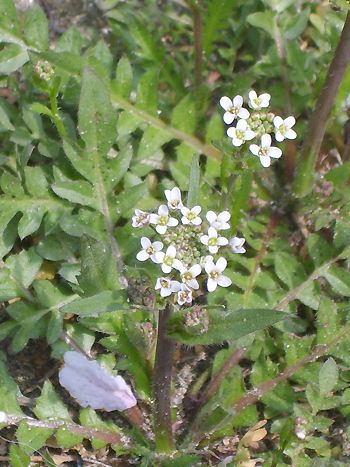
[293,11,350,197]
[191,1,203,91]
[153,304,175,453]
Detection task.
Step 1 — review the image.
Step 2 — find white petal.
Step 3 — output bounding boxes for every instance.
[236,119,247,130]
[208,245,219,254]
[261,134,271,148]
[140,237,151,249]
[217,275,232,288]
[182,216,190,225]
[245,130,255,141]
[284,116,296,128]
[205,261,214,274]
[206,211,217,224]
[156,224,167,234]
[173,259,183,271]
[136,250,149,261]
[249,144,260,156]
[268,147,282,159]
[275,131,284,142]
[154,251,165,263]
[226,127,236,138]
[170,281,181,292]
[162,263,172,273]
[285,128,297,139]
[192,206,202,215]
[181,206,190,216]
[167,217,178,227]
[158,204,168,216]
[248,90,257,102]
[223,112,235,124]
[260,155,271,167]
[192,217,202,225]
[188,279,199,290]
[189,264,201,277]
[219,96,232,110]
[200,235,209,245]
[166,245,176,258]
[218,211,230,223]
[155,278,163,290]
[161,287,172,297]
[259,93,270,106]
[233,95,243,108]
[238,107,250,119]
[217,236,228,246]
[232,137,244,147]
[208,226,218,238]
[220,222,230,230]
[153,241,163,251]
[149,214,159,224]
[172,186,181,199]
[164,189,171,202]
[216,257,227,272]
[207,278,217,292]
[273,116,283,128]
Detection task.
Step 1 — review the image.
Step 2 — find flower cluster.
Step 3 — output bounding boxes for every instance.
[220,90,297,167]
[132,187,246,306]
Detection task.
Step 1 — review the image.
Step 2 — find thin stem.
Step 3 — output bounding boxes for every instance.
[191,1,203,91]
[153,304,175,453]
[293,11,350,196]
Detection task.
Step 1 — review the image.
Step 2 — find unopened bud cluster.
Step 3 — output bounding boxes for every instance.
[132,187,246,306]
[220,90,297,167]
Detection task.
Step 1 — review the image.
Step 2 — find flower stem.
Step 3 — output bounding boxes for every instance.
[153,304,175,453]
[293,11,350,197]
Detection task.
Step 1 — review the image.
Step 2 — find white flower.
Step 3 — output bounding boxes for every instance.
[249,134,282,168]
[205,257,232,292]
[136,237,163,262]
[177,284,193,306]
[248,90,271,110]
[132,209,150,228]
[181,206,202,225]
[200,227,228,254]
[154,245,183,273]
[149,204,178,234]
[164,186,183,210]
[59,351,136,412]
[200,255,214,267]
[179,264,201,290]
[273,116,297,142]
[206,210,231,230]
[227,119,255,147]
[229,236,246,254]
[155,277,181,297]
[219,95,250,124]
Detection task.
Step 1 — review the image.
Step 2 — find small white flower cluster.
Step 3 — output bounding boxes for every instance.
[220,90,297,167]
[132,187,246,305]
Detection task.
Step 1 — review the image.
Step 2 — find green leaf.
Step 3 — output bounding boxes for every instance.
[187,154,200,208]
[0,98,14,130]
[78,66,117,156]
[0,268,20,301]
[137,126,171,159]
[61,290,127,316]
[136,69,158,115]
[246,11,275,37]
[16,421,53,454]
[47,309,63,344]
[316,297,338,344]
[0,44,29,74]
[79,408,119,449]
[6,248,42,288]
[203,0,234,54]
[9,446,30,467]
[171,95,197,133]
[114,56,133,99]
[51,180,98,210]
[22,6,49,50]
[307,234,335,267]
[34,381,71,420]
[319,358,339,396]
[323,267,350,296]
[229,172,253,231]
[169,308,287,345]
[274,252,306,288]
[0,0,20,35]
[79,237,121,294]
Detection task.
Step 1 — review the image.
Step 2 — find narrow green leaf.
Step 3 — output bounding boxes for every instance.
[169,308,287,345]
[51,180,98,210]
[187,154,200,208]
[47,309,63,344]
[114,56,133,99]
[9,446,30,467]
[323,267,350,296]
[22,6,49,50]
[0,44,28,74]
[0,98,14,130]
[246,12,275,37]
[136,69,158,115]
[61,290,126,316]
[203,0,234,54]
[319,358,339,395]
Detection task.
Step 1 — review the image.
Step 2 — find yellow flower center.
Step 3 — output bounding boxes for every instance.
[279,124,287,135]
[228,105,238,115]
[209,271,219,280]
[187,211,196,221]
[159,215,168,226]
[160,279,169,288]
[164,256,173,266]
[236,130,245,140]
[258,147,268,157]
[208,238,218,246]
[146,246,155,255]
[182,272,193,281]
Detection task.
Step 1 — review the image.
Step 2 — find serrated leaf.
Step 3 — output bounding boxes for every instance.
[78,66,117,156]
[169,308,287,345]
[274,252,306,288]
[6,248,43,288]
[307,234,335,267]
[114,56,133,99]
[34,381,71,420]
[16,421,53,455]
[319,358,339,395]
[51,180,98,210]
[323,267,350,296]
